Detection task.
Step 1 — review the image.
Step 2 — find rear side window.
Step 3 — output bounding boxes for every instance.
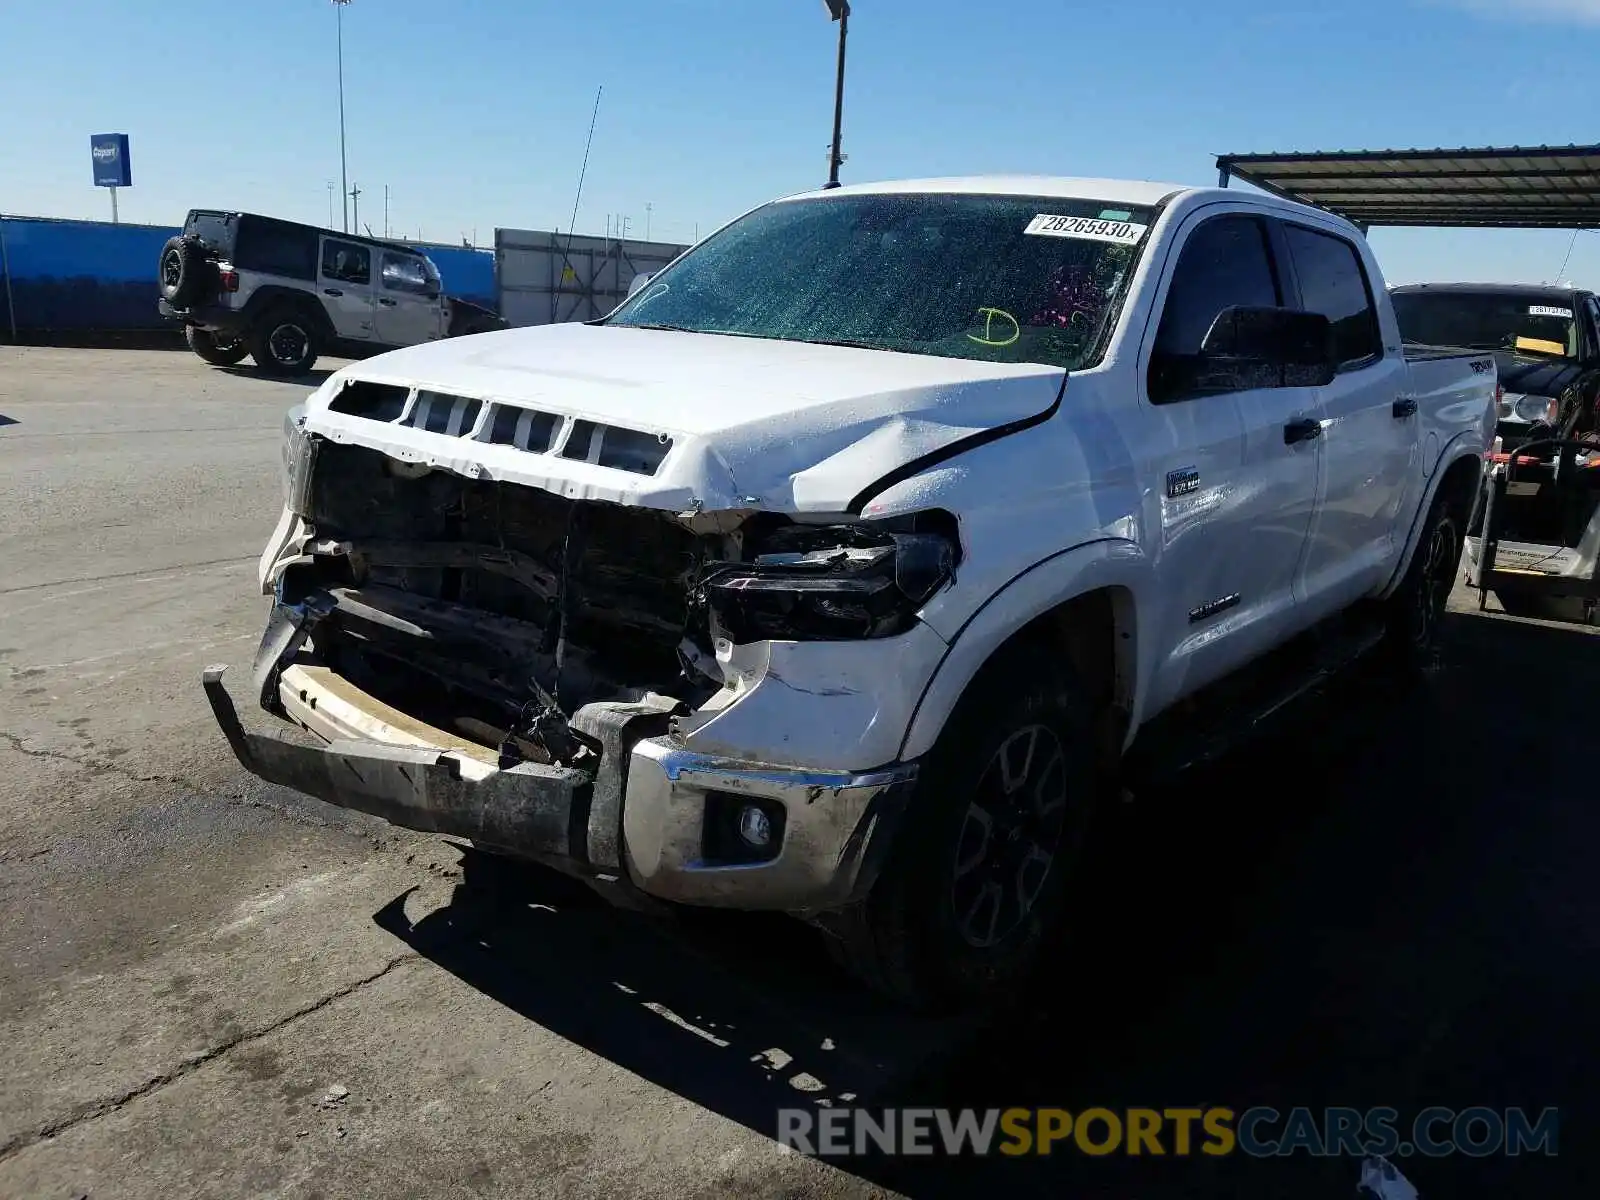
[322,239,371,285]
[235,217,317,281]
[1149,215,1281,403]
[1282,225,1381,367]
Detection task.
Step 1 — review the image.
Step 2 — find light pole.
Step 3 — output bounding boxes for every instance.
[822,0,849,189]
[333,0,352,232]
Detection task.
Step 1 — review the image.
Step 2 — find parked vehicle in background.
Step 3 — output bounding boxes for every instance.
[1391,283,1600,449]
[158,211,506,375]
[205,176,1495,1012]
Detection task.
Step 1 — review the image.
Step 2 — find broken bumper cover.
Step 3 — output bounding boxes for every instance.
[202,665,917,913]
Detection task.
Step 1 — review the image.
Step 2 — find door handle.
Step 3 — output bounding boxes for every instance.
[1392,395,1419,419]
[1283,417,1323,445]
[322,288,343,297]
[378,297,397,307]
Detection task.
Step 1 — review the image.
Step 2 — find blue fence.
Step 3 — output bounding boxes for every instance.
[0,215,498,337]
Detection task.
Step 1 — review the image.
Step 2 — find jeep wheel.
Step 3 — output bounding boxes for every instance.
[824,646,1099,1012]
[184,325,249,367]
[248,309,320,375]
[158,236,213,308]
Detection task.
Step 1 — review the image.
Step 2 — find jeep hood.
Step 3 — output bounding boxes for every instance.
[303,322,1065,513]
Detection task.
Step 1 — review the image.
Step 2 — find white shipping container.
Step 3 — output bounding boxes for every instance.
[495,229,690,327]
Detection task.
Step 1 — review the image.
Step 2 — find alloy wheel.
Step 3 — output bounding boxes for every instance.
[949,723,1069,949]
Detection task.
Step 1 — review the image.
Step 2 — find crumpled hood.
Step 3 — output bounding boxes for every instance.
[304,321,1065,513]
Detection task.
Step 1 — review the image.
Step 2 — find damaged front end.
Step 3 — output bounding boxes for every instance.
[207,413,952,911]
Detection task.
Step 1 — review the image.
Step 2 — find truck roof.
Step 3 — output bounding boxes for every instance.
[1390,281,1585,299]
[782,176,1188,206]
[775,175,1364,233]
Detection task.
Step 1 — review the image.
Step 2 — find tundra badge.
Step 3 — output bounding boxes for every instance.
[1189,593,1241,624]
[1166,467,1200,498]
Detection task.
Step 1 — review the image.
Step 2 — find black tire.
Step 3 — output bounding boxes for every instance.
[247,307,321,375]
[1379,484,1466,676]
[184,325,249,367]
[158,236,213,308]
[824,644,1100,1012]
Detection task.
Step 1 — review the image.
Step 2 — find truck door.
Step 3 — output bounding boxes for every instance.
[373,251,447,346]
[316,237,376,341]
[1276,220,1414,621]
[1138,209,1324,714]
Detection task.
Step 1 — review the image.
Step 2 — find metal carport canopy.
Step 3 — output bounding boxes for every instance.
[1214,145,1600,230]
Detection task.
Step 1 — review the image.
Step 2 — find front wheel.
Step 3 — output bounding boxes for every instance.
[823,646,1099,1012]
[247,309,320,375]
[184,325,249,367]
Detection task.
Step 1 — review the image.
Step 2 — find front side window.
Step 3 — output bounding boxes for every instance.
[605,192,1157,370]
[1148,214,1281,403]
[322,240,371,286]
[1282,225,1381,366]
[380,252,437,296]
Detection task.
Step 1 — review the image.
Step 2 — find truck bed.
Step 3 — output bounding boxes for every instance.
[1401,340,1493,363]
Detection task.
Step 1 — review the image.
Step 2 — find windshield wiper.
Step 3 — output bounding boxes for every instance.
[797,337,893,352]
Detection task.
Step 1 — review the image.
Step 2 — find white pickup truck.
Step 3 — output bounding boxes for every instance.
[203,176,1496,1011]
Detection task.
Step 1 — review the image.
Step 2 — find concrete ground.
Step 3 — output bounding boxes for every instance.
[0,346,1592,1198]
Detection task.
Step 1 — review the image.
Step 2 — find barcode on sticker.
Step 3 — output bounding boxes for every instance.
[1025,214,1147,245]
[1529,305,1572,319]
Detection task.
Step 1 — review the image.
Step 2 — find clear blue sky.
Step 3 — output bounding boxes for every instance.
[4,0,1600,285]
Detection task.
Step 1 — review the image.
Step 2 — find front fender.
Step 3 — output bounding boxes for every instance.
[898,537,1153,762]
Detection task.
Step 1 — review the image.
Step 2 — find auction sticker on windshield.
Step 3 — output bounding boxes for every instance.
[1024,214,1147,245]
[1529,305,1573,319]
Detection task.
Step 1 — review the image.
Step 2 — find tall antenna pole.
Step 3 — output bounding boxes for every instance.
[334,0,352,232]
[824,1,850,188]
[555,86,603,322]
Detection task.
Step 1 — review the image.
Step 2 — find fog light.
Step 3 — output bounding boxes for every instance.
[737,804,773,848]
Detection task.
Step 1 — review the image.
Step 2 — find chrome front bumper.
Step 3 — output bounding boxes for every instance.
[202,664,917,914]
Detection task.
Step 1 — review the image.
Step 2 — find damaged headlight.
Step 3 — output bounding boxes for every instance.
[280,403,319,517]
[703,518,957,644]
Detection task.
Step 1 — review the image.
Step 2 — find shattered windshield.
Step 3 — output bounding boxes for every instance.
[605,192,1156,370]
[1391,290,1581,359]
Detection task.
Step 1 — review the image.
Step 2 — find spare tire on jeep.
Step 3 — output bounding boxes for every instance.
[158,236,213,308]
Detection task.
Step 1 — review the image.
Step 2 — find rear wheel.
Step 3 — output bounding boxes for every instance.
[823,645,1099,1012]
[247,308,320,375]
[1379,485,1465,676]
[184,325,249,366]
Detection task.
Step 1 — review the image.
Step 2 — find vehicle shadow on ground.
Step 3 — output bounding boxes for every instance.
[0,414,17,428]
[374,607,1597,1199]
[216,366,338,387]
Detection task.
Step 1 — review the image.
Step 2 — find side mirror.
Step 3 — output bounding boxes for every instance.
[626,271,654,301]
[1199,306,1337,387]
